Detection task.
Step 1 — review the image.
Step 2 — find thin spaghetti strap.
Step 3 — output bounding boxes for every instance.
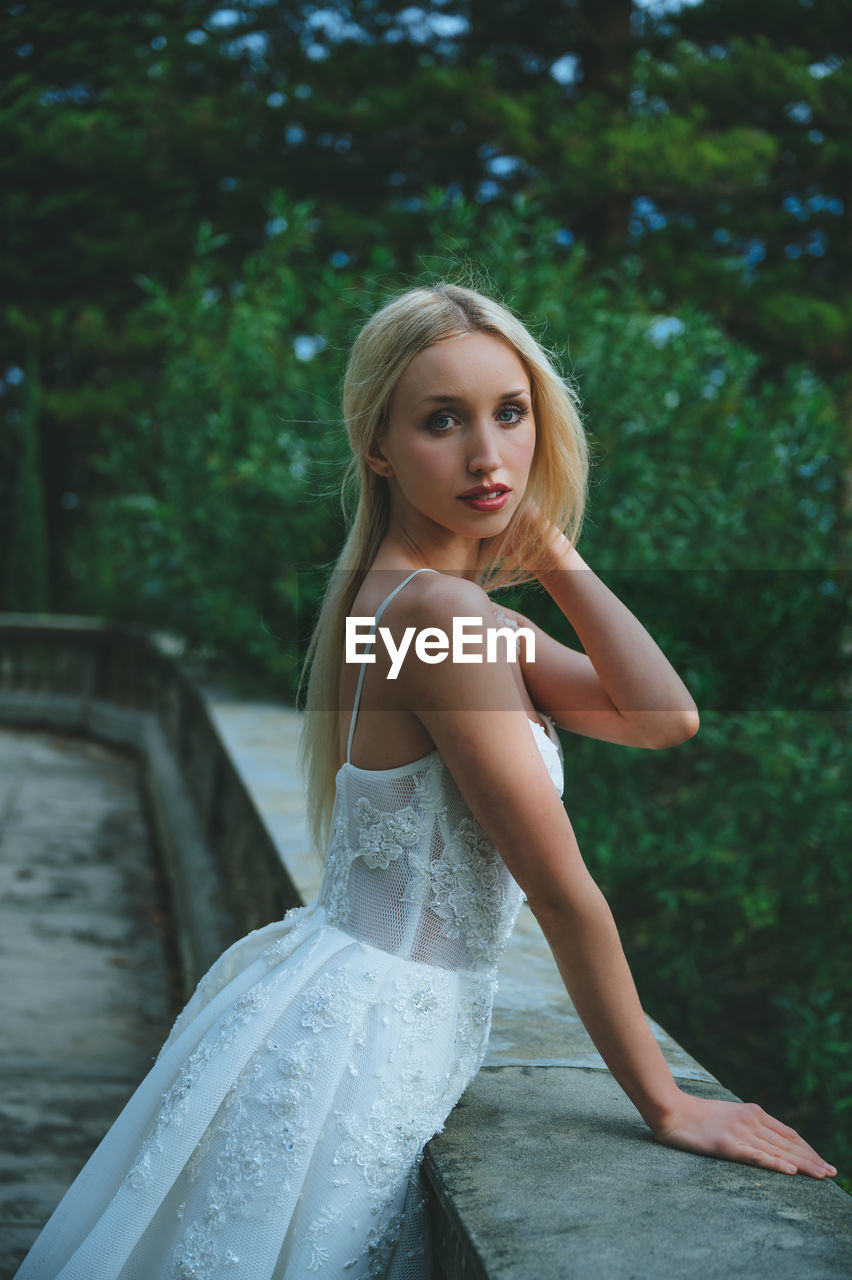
[345,568,440,764]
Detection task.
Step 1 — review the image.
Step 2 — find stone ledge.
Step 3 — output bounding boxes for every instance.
[0,619,303,990]
[426,1067,849,1280]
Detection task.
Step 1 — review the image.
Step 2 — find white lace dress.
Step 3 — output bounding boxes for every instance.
[16,569,564,1280]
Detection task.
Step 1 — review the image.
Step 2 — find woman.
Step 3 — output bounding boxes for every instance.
[16,283,835,1280]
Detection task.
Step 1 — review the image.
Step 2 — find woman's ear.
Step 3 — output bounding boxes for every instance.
[365,439,393,478]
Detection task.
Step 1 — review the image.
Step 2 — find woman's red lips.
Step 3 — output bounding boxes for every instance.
[458,485,509,498]
[458,487,510,511]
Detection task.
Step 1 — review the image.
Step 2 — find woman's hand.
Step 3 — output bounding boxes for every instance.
[500,499,568,574]
[651,1091,837,1179]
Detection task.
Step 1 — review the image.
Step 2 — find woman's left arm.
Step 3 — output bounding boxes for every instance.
[514,526,700,750]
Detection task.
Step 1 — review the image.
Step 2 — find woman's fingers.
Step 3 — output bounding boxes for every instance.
[653,1095,837,1179]
[736,1145,799,1175]
[746,1106,836,1175]
[754,1107,802,1141]
[745,1131,829,1177]
[757,1115,834,1173]
[730,1110,835,1177]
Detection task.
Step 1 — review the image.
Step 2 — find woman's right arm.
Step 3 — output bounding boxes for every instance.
[530,877,833,1177]
[395,575,835,1179]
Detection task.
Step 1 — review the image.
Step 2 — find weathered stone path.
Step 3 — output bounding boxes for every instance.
[0,728,177,1278]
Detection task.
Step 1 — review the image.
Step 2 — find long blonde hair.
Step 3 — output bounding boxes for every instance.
[296,281,589,858]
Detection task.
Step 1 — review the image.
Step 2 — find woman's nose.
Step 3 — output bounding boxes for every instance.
[467,420,502,473]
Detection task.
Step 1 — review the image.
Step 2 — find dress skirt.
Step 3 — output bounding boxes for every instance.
[15,903,493,1280]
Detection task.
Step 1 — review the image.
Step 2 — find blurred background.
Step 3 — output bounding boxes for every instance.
[1,0,850,1180]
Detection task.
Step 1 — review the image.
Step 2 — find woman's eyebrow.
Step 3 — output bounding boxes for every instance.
[419,387,530,404]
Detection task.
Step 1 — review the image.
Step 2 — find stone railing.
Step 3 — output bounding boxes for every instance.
[0,615,301,990]
[2,614,850,1278]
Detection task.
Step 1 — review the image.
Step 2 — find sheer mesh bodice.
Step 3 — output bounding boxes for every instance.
[319,567,565,975]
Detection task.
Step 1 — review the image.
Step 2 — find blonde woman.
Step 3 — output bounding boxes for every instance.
[17,284,834,1280]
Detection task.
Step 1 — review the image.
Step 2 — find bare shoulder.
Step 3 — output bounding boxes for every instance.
[375,571,493,651]
[385,572,530,750]
[353,569,487,638]
[400,571,491,622]
[390,574,505,703]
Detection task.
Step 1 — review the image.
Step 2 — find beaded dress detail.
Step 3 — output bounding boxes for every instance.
[16,568,564,1280]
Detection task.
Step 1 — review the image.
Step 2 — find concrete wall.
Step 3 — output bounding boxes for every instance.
[2,615,850,1278]
[0,616,301,989]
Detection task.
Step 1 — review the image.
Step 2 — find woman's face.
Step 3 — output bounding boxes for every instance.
[369,331,536,550]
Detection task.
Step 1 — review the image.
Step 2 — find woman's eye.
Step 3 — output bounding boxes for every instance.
[428,405,526,431]
[497,404,527,423]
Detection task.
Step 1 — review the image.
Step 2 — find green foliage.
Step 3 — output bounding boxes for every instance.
[72,202,352,682]
[4,0,851,613]
[567,709,852,1176]
[413,199,848,714]
[5,357,49,611]
[626,21,852,364]
[71,193,848,715]
[536,295,847,715]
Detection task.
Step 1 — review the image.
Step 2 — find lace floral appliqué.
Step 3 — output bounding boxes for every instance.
[354,796,424,870]
[428,814,521,967]
[168,1033,331,1278]
[335,1065,445,1214]
[394,969,453,1041]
